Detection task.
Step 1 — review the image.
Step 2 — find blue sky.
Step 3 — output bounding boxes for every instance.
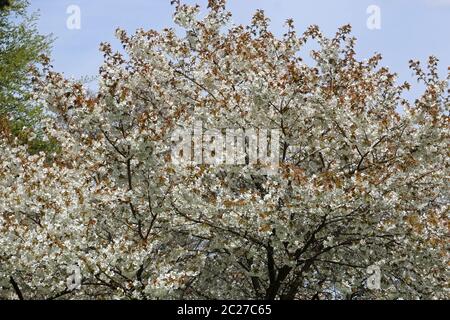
[29,0,450,98]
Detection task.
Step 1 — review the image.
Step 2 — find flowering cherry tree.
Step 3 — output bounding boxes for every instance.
[0,0,448,300]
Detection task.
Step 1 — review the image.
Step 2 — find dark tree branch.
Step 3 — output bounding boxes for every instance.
[9,276,24,300]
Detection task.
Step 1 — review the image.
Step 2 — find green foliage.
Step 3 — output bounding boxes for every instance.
[0,0,54,152]
[0,1,11,11]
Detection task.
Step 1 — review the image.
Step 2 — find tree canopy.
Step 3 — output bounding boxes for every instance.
[0,0,448,300]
